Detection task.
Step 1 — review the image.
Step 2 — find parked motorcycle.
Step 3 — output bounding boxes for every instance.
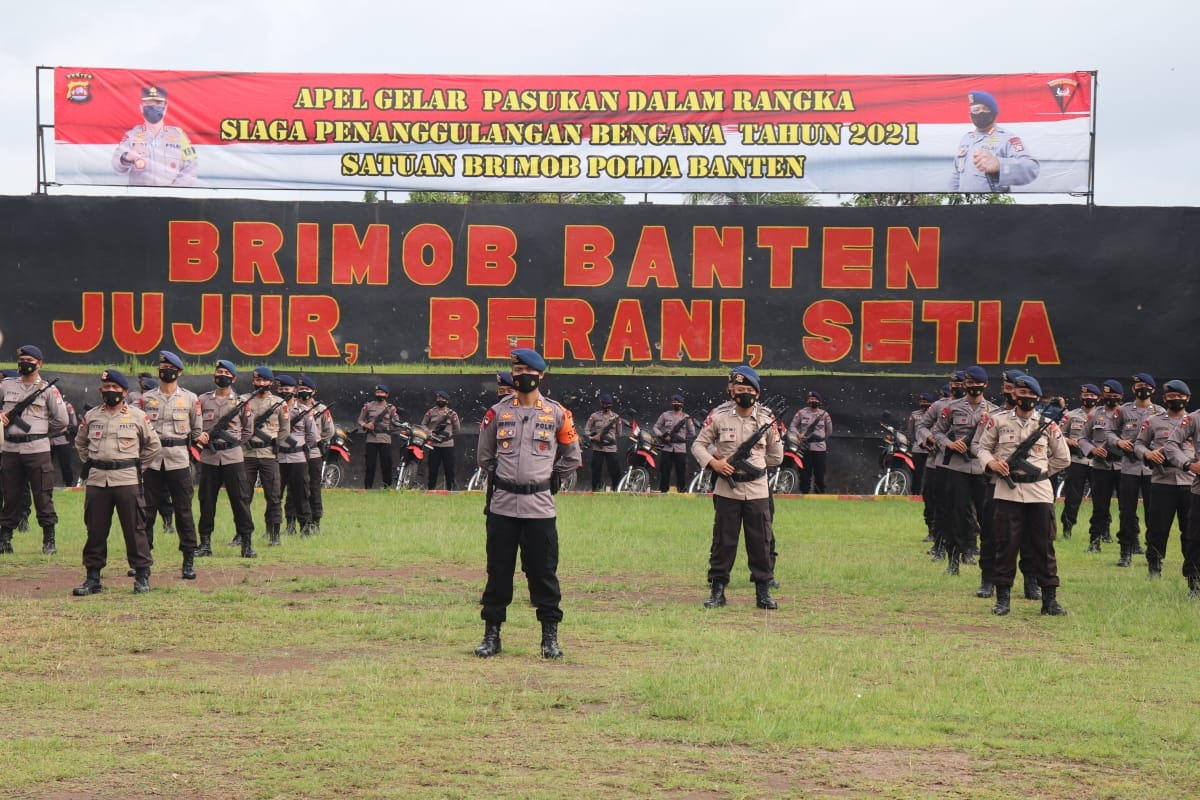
[393,422,433,490]
[321,426,353,488]
[616,424,660,493]
[872,412,915,495]
[768,425,806,494]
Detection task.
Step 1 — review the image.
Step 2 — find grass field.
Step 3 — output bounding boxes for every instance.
[2,490,1199,799]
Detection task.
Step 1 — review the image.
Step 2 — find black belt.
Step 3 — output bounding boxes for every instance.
[160,437,189,447]
[278,445,305,454]
[1009,472,1047,484]
[5,433,48,443]
[491,476,551,495]
[89,459,138,470]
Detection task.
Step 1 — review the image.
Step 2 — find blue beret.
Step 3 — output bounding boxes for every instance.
[1102,379,1123,394]
[1014,374,1042,397]
[670,393,684,403]
[17,345,43,361]
[964,365,989,384]
[101,368,129,390]
[940,383,950,394]
[600,393,614,405]
[0,369,17,378]
[1132,373,1156,389]
[968,90,998,113]
[1164,379,1192,396]
[496,371,515,389]
[510,348,547,371]
[298,376,317,390]
[436,389,449,399]
[919,392,935,403]
[728,365,761,392]
[159,350,184,370]
[276,374,297,387]
[1081,383,1101,395]
[215,359,237,376]
[139,376,158,391]
[141,86,168,101]
[950,370,967,382]
[808,390,822,403]
[252,365,274,381]
[1002,369,1026,383]
[375,384,389,394]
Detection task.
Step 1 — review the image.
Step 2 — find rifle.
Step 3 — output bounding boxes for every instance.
[941,417,983,466]
[244,399,285,449]
[592,414,624,448]
[796,411,827,453]
[3,377,61,433]
[723,402,787,489]
[998,401,1065,489]
[430,413,454,444]
[659,414,696,446]
[203,396,251,451]
[354,403,394,435]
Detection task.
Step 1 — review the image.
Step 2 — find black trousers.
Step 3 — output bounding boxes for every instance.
[1183,494,1200,580]
[1117,473,1152,553]
[1147,483,1191,564]
[1087,467,1118,543]
[911,453,927,496]
[279,461,312,525]
[707,494,774,585]
[658,451,688,493]
[590,450,621,491]
[0,450,56,529]
[1059,462,1091,532]
[51,443,75,487]
[197,462,254,538]
[923,465,942,539]
[992,500,1058,589]
[306,456,324,522]
[364,442,393,489]
[427,446,456,490]
[83,483,152,571]
[940,470,985,558]
[800,450,827,494]
[243,456,282,525]
[142,464,198,553]
[480,513,562,624]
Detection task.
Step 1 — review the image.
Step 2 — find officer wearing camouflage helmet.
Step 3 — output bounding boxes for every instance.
[950,90,1040,192]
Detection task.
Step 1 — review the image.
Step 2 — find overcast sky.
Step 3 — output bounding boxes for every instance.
[0,0,1193,206]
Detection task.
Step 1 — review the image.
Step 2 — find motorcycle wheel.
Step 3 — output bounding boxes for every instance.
[689,470,714,494]
[322,463,342,489]
[466,468,487,492]
[560,470,578,492]
[620,466,650,493]
[876,467,911,496]
[775,466,800,495]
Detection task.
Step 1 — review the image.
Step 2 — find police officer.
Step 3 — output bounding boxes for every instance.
[72,369,161,595]
[0,369,34,535]
[1078,379,1124,552]
[112,86,198,187]
[1135,380,1194,577]
[0,345,68,555]
[917,374,965,560]
[907,392,934,501]
[978,374,1071,616]
[138,350,202,579]
[358,385,400,489]
[789,391,832,494]
[297,376,334,533]
[242,366,287,543]
[1059,384,1100,540]
[196,360,256,558]
[132,375,175,536]
[474,348,581,659]
[949,90,1040,192]
[275,375,320,541]
[692,366,783,610]
[584,394,624,492]
[422,390,461,490]
[1162,402,1200,598]
[49,392,78,488]
[1108,373,1163,566]
[653,394,696,493]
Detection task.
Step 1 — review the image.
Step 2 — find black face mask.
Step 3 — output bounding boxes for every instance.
[1016,397,1038,411]
[514,373,539,394]
[214,375,233,388]
[1167,399,1187,412]
[966,387,984,398]
[808,400,820,408]
[671,404,683,411]
[102,391,124,407]
[1104,397,1119,408]
[601,405,612,412]
[158,367,180,383]
[254,384,271,395]
[1081,398,1097,409]
[735,393,757,409]
[1002,391,1015,405]
[1134,388,1153,400]
[971,110,996,130]
[951,387,966,399]
[436,399,447,407]
[142,105,165,124]
[279,391,294,401]
[919,403,931,411]
[17,361,36,376]
[297,390,313,401]
[375,394,388,402]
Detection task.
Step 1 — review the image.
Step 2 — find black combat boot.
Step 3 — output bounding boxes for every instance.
[133,567,151,594]
[1188,576,1200,600]
[17,514,28,533]
[1133,542,1146,555]
[474,622,502,658]
[1101,532,1113,543]
[285,518,297,536]
[922,532,934,543]
[72,568,103,596]
[1085,539,1101,553]
[268,524,281,546]
[0,528,13,554]
[240,532,257,559]
[181,551,197,580]
[41,526,56,555]
[127,566,150,578]
[1117,549,1132,568]
[313,519,321,534]
[992,585,1012,616]
[300,522,316,538]
[1147,554,1162,578]
[195,533,213,557]
[540,621,564,659]
[1040,586,1067,616]
[755,581,778,610]
[228,533,243,547]
[703,581,727,608]
[1061,525,1072,540]
[975,579,994,598]
[944,552,960,576]
[961,550,977,566]
[1023,574,1041,600]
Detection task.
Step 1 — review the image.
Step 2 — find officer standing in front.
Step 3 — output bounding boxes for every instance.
[1135,380,1195,577]
[358,385,400,489]
[691,366,784,611]
[653,394,696,493]
[977,375,1071,616]
[1107,374,1162,566]
[474,348,581,660]
[583,394,624,492]
[139,350,202,579]
[196,360,256,558]
[242,366,287,543]
[1059,384,1100,540]
[0,345,68,556]
[422,390,462,490]
[297,376,334,533]
[72,369,161,595]
[789,391,832,494]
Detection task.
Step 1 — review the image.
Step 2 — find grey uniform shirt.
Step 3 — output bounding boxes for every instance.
[653,409,696,454]
[1107,402,1165,477]
[1135,411,1196,487]
[976,409,1070,504]
[140,386,202,471]
[477,395,581,519]
[907,409,929,456]
[1059,407,1091,466]
[788,407,832,453]
[50,402,79,447]
[242,393,288,459]
[198,391,252,466]
[303,401,335,460]
[1079,405,1121,471]
[950,125,1040,192]
[421,406,462,448]
[916,397,955,471]
[583,410,625,453]
[1162,411,1200,496]
[691,401,783,502]
[277,405,319,464]
[1,376,68,455]
[112,124,198,186]
[357,401,401,444]
[75,403,161,488]
[932,397,997,475]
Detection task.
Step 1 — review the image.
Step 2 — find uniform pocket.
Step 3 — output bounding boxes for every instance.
[496,427,517,455]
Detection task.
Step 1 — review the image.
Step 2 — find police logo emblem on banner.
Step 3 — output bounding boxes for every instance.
[65,72,93,103]
[1047,77,1079,113]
